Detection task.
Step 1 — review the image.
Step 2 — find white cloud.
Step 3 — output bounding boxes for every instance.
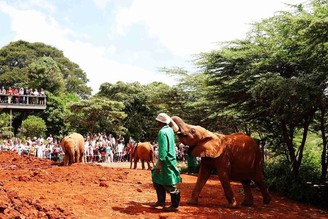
[114,0,305,56]
[92,0,111,10]
[1,0,306,94]
[0,1,174,94]
[14,0,56,13]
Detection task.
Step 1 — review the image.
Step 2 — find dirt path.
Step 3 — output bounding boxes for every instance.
[0,151,327,219]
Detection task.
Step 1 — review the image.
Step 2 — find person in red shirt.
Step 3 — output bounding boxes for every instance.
[12,87,19,103]
[6,87,13,104]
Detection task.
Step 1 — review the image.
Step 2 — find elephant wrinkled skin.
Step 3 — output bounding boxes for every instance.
[129,142,155,170]
[171,116,271,208]
[61,133,85,166]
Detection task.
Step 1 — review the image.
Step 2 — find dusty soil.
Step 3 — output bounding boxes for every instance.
[0,151,327,219]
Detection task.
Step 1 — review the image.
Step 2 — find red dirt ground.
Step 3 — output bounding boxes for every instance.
[0,151,327,219]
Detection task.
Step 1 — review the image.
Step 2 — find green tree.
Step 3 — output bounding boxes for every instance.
[98,81,156,141]
[0,113,12,138]
[67,97,127,135]
[28,56,65,94]
[21,115,47,138]
[195,0,328,177]
[0,40,91,97]
[40,92,79,138]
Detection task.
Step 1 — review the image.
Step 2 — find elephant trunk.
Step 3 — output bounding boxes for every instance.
[171,116,188,135]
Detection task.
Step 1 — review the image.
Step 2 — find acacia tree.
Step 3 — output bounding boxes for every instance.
[196,0,328,177]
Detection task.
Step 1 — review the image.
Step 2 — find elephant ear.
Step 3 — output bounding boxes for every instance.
[191,133,225,158]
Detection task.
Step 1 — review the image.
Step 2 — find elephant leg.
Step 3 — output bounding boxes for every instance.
[134,158,138,169]
[253,178,271,204]
[241,180,253,206]
[187,163,211,205]
[67,149,74,165]
[130,158,133,169]
[218,172,237,208]
[63,154,69,166]
[147,161,151,170]
[141,160,145,170]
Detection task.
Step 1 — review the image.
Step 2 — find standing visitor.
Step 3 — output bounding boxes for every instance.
[6,87,12,104]
[23,86,29,104]
[117,136,124,162]
[150,113,181,212]
[0,86,6,103]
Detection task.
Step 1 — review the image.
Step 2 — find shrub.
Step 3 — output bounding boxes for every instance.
[264,152,327,208]
[21,115,47,138]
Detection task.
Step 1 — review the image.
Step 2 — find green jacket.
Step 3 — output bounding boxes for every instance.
[152,125,181,185]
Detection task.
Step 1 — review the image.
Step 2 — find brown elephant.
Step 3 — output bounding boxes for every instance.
[171,116,271,208]
[129,142,155,170]
[61,132,85,166]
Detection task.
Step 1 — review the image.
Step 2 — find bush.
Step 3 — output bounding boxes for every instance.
[264,154,327,208]
[21,115,47,138]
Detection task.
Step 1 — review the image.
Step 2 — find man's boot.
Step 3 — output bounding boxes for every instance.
[163,192,180,212]
[150,183,166,207]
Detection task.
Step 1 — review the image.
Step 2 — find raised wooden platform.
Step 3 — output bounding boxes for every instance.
[0,103,46,110]
[0,95,46,110]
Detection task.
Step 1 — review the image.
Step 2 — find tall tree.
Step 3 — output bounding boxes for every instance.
[28,57,65,94]
[0,40,91,97]
[67,97,126,135]
[196,0,328,176]
[97,81,156,141]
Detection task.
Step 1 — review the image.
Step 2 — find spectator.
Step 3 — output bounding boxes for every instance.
[6,87,12,104]
[28,89,34,103]
[19,87,24,104]
[33,89,39,104]
[117,137,124,162]
[105,144,113,163]
[12,87,19,103]
[23,86,29,104]
[38,88,46,104]
[0,86,6,103]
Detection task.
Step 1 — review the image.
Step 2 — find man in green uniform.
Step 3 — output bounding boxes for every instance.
[150,113,181,212]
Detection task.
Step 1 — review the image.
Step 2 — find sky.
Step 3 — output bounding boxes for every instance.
[0,0,305,94]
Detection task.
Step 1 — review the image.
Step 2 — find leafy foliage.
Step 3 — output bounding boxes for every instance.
[0,40,91,97]
[67,97,127,136]
[21,115,47,138]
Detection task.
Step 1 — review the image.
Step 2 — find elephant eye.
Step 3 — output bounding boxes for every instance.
[177,132,187,137]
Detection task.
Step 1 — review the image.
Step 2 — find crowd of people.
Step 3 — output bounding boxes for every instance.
[0,132,198,166]
[0,86,46,104]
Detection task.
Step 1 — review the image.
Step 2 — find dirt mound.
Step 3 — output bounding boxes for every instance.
[0,151,326,219]
[0,151,54,170]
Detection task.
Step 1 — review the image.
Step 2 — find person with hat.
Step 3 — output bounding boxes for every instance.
[150,113,181,212]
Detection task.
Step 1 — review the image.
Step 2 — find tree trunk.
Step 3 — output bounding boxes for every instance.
[280,109,314,177]
[319,107,327,182]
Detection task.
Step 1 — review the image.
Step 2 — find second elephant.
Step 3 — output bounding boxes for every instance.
[172,116,271,208]
[129,142,155,170]
[60,132,85,166]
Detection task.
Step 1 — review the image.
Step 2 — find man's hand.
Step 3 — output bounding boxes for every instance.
[155,161,162,174]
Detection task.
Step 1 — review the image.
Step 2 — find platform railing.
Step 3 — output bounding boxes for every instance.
[0,94,46,106]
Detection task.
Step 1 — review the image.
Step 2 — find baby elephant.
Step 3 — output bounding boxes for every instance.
[61,132,85,166]
[129,142,155,170]
[172,116,271,208]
